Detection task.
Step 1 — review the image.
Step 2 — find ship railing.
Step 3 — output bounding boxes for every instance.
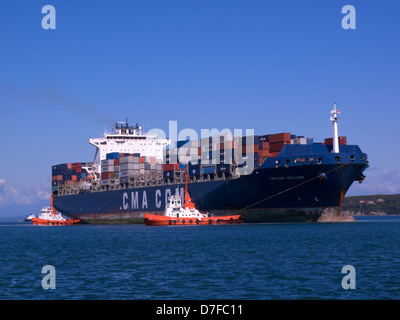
[56,165,241,196]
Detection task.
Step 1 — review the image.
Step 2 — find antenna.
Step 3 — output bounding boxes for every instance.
[330,103,340,153]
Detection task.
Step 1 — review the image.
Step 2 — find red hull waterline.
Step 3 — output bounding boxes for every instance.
[144,213,243,226]
[31,218,80,226]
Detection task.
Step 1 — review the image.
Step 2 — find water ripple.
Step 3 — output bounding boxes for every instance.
[1,220,400,299]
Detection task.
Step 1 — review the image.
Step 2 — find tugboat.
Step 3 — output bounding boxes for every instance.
[31,195,80,226]
[144,172,243,226]
[25,213,36,222]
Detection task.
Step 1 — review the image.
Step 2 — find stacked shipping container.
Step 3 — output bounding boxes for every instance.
[52,132,330,189]
[118,154,162,184]
[324,137,347,145]
[51,162,90,191]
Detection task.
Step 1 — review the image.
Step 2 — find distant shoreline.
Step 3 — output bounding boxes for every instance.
[341,193,400,216]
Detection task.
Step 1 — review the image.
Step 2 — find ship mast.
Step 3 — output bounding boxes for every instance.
[184,170,195,210]
[330,103,340,153]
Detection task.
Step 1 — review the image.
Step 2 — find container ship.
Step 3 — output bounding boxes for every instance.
[52,105,369,224]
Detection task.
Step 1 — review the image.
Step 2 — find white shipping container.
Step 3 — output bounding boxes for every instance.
[299,138,307,145]
[120,170,134,177]
[190,140,199,147]
[120,163,134,170]
[101,165,114,172]
[120,156,134,164]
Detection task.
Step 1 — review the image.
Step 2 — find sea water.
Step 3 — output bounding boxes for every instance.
[1,217,400,300]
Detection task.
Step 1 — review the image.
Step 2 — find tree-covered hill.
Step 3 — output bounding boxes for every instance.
[342,194,400,215]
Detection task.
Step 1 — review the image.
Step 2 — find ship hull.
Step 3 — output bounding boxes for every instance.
[31,218,80,226]
[53,161,367,224]
[144,213,243,226]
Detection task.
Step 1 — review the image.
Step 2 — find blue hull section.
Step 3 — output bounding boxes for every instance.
[53,155,368,223]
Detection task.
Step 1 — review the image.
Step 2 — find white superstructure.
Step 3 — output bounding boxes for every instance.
[89,120,170,172]
[37,207,67,222]
[164,194,208,220]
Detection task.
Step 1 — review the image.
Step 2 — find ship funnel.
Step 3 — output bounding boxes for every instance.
[330,103,340,153]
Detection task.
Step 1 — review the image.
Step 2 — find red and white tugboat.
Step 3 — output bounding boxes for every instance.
[31,196,80,226]
[144,172,243,226]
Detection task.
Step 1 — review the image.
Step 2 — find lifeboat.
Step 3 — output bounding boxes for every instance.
[31,195,80,226]
[144,171,242,226]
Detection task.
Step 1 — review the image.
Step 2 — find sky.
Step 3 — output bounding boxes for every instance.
[0,0,399,217]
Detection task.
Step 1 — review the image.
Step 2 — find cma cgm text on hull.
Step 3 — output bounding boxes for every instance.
[52,105,369,223]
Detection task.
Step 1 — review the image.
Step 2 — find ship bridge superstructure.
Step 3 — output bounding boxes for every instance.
[89,120,170,170]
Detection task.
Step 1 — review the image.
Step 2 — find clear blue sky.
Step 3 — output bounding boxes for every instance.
[0,0,399,217]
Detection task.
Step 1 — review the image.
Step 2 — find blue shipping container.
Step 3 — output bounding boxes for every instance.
[179,163,186,170]
[259,135,269,142]
[189,167,201,176]
[163,171,174,178]
[202,166,215,174]
[242,135,260,145]
[217,164,231,173]
[106,152,120,160]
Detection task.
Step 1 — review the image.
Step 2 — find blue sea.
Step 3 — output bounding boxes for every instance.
[1,216,400,300]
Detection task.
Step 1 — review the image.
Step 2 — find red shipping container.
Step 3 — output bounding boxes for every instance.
[76,167,81,173]
[261,142,270,150]
[324,137,347,145]
[269,141,288,152]
[101,172,114,179]
[219,141,235,150]
[71,175,77,181]
[241,145,258,154]
[67,163,72,169]
[114,159,120,165]
[139,157,145,163]
[163,163,179,171]
[268,133,291,144]
[261,150,269,157]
